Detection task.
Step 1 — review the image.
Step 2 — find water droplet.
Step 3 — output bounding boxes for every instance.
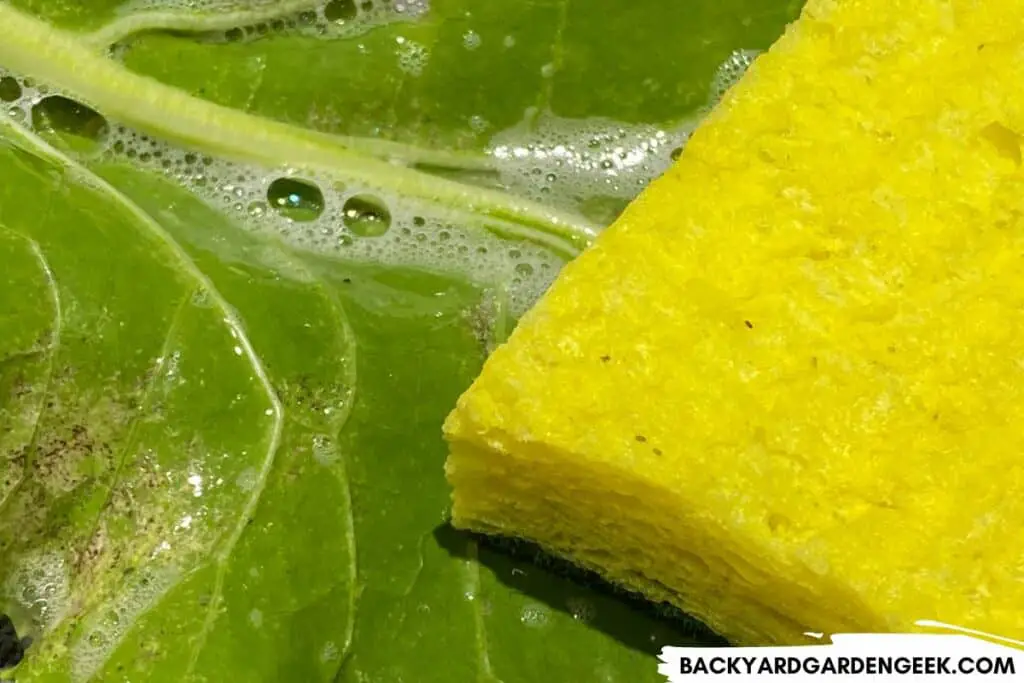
[540,62,556,78]
[321,640,339,663]
[31,96,109,151]
[342,194,391,237]
[566,597,596,623]
[463,30,481,50]
[224,27,244,42]
[191,288,212,308]
[0,76,21,102]
[324,0,358,21]
[710,49,761,103]
[249,608,263,628]
[515,262,534,277]
[312,434,339,466]
[469,115,489,133]
[267,177,325,222]
[670,146,683,161]
[397,39,429,76]
[236,467,258,492]
[520,603,549,628]
[247,201,267,217]
[503,35,516,48]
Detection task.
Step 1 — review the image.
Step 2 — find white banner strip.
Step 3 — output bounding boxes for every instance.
[659,625,1024,682]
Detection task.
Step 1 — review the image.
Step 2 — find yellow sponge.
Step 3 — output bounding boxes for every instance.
[444,0,1024,645]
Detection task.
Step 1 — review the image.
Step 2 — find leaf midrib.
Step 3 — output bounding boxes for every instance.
[0,3,596,256]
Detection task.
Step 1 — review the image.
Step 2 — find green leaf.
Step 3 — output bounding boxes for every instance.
[113,0,802,148]
[0,1,798,681]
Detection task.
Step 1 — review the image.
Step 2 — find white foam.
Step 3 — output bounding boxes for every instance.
[395,36,429,77]
[3,75,44,125]
[709,48,761,103]
[0,46,761,321]
[90,122,564,315]
[3,550,71,634]
[519,602,550,628]
[311,434,339,466]
[462,30,481,51]
[487,110,696,213]
[487,47,763,220]
[119,0,280,10]
[70,566,179,683]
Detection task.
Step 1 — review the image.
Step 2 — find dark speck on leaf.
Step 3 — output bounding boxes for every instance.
[0,613,28,669]
[653,448,663,456]
[635,435,647,443]
[744,320,754,329]
[600,355,611,362]
[342,278,352,284]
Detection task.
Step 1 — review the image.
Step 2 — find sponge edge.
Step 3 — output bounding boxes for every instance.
[445,0,1024,645]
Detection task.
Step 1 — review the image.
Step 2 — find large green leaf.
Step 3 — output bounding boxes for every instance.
[0,1,799,681]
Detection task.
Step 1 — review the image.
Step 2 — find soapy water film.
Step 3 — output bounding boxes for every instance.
[0,35,758,316]
[0,3,761,670]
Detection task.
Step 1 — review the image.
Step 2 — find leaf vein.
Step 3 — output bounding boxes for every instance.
[83,0,319,50]
[467,541,504,683]
[0,208,62,515]
[73,290,194,581]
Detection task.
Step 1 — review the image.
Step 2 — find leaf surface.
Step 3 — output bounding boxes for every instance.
[0,1,799,680]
